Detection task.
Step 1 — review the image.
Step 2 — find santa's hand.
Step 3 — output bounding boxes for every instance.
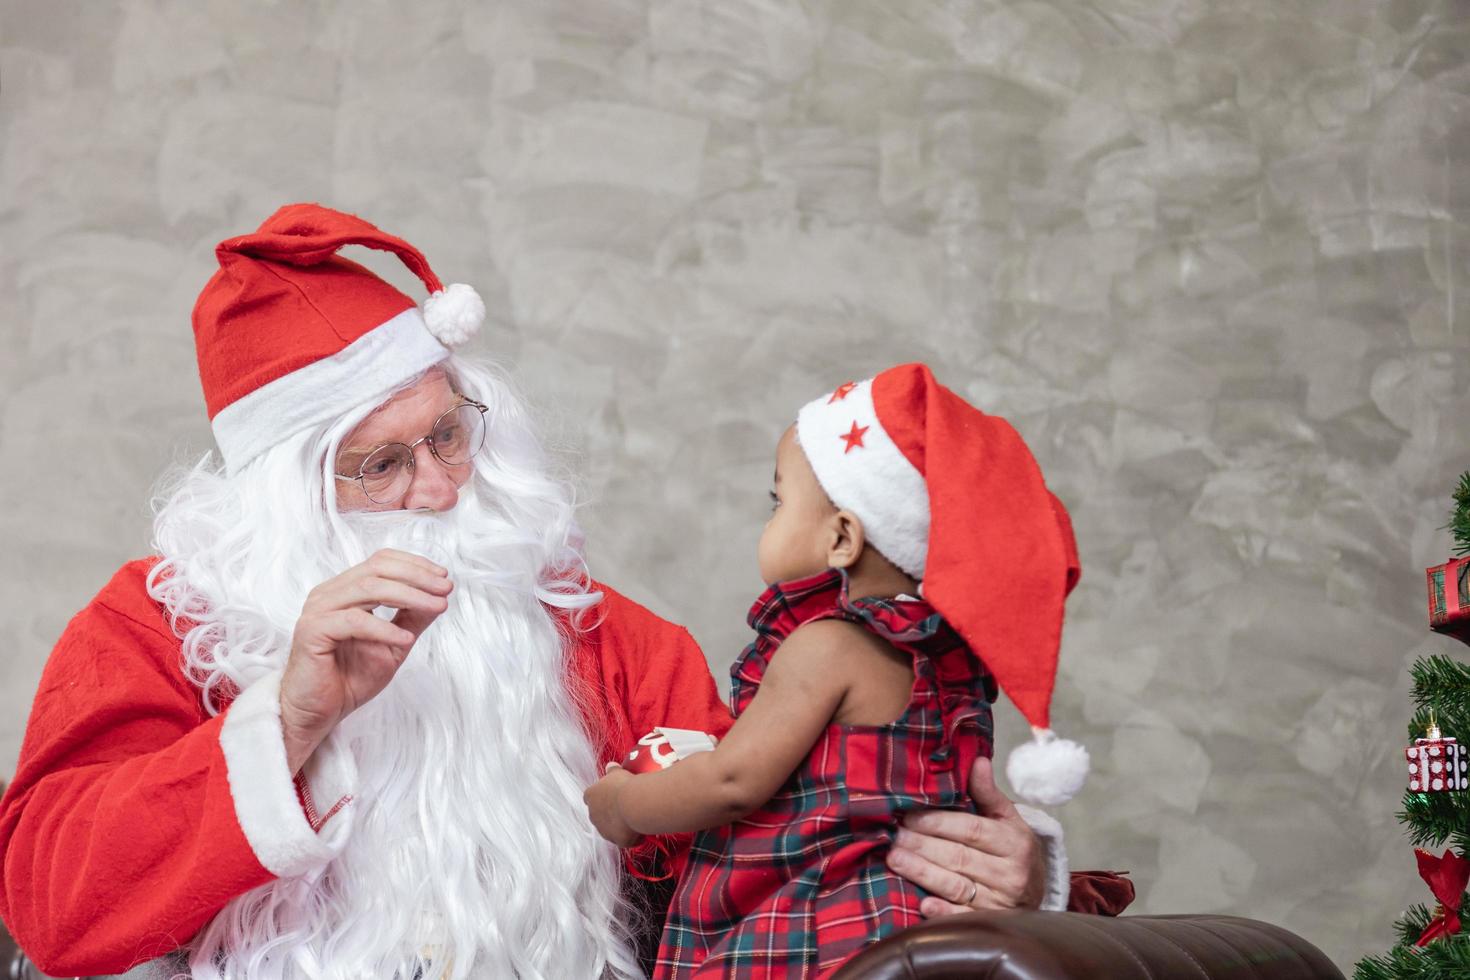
[280,548,453,772]
[583,765,642,848]
[885,757,1046,915]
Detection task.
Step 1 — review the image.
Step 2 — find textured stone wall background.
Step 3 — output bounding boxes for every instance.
[3,0,1469,969]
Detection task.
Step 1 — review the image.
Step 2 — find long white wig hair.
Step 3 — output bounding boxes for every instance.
[146,356,642,979]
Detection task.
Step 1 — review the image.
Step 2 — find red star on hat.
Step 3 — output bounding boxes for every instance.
[828,381,858,404]
[840,420,869,453]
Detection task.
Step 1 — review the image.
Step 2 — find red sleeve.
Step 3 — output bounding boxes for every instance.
[565,582,732,879]
[568,582,731,758]
[607,591,732,744]
[0,565,288,975]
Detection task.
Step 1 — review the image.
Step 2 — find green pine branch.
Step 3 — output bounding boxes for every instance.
[1399,658,1470,852]
[1407,705,1470,746]
[1391,904,1435,947]
[1397,791,1470,850]
[1450,471,1470,557]
[1355,927,1470,979]
[1411,656,1470,717]
[1358,894,1470,978]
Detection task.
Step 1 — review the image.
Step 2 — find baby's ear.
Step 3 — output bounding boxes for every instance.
[828,510,867,568]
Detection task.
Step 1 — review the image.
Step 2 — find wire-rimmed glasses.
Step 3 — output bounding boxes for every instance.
[333,398,488,505]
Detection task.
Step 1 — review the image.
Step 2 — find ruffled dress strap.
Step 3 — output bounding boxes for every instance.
[736,568,995,775]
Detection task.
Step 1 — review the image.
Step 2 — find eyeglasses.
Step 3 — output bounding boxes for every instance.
[333,398,489,505]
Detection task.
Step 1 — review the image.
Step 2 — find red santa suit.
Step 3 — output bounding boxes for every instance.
[0,204,732,975]
[0,558,730,976]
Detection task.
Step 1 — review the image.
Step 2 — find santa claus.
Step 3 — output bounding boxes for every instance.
[0,205,1082,979]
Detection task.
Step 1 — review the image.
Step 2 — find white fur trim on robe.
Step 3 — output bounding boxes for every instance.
[218,669,357,878]
[1015,803,1070,912]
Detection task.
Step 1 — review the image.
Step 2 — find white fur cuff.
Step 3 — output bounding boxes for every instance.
[1015,803,1070,912]
[219,670,358,878]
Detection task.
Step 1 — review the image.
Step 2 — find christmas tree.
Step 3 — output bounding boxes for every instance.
[1354,473,1470,978]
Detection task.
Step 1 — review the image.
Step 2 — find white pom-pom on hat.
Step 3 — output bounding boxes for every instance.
[1006,727,1090,807]
[422,282,484,348]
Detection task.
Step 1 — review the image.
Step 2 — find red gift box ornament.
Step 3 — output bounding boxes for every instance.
[622,727,718,774]
[1406,717,1468,793]
[1414,847,1470,946]
[1426,557,1470,646]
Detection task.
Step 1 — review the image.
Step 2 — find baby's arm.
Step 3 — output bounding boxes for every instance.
[593,619,856,838]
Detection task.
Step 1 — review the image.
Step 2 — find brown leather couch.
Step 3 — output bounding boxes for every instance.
[3,911,1345,979]
[833,910,1344,979]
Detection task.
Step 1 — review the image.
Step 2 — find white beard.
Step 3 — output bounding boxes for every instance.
[162,490,642,979]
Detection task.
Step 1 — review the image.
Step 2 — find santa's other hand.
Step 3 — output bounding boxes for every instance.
[885,757,1045,915]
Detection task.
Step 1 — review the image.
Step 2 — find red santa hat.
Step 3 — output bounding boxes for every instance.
[193,203,486,471]
[796,363,1088,806]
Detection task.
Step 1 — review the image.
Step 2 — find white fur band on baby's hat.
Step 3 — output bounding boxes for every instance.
[795,379,929,580]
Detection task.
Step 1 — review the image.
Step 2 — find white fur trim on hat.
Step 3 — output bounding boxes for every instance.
[211,306,450,473]
[218,669,357,878]
[422,282,484,347]
[796,378,929,579]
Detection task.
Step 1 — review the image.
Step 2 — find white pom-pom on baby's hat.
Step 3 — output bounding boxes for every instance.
[1007,727,1090,807]
[422,282,484,348]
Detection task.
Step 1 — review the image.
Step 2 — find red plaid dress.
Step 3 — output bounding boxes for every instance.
[653,567,997,979]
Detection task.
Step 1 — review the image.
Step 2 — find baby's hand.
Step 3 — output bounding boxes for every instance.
[584,765,642,847]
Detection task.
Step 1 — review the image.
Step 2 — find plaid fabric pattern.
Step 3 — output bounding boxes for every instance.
[653,567,997,979]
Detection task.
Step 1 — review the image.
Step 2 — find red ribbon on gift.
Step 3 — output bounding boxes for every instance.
[1414,848,1470,946]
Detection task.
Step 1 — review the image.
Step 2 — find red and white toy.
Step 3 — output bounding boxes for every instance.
[621,728,719,774]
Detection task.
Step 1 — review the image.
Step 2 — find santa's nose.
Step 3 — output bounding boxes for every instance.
[401,443,463,512]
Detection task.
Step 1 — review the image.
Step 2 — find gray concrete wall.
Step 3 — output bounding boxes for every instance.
[4,0,1469,969]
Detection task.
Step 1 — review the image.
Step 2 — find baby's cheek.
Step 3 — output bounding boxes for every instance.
[755,522,783,580]
[755,522,774,558]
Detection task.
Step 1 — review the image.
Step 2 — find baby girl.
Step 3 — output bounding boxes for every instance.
[584,362,1087,979]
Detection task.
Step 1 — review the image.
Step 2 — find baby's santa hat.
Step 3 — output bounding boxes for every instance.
[193,203,486,472]
[796,363,1087,806]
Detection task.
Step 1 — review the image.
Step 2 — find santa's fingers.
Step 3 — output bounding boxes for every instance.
[919,895,993,918]
[391,600,450,640]
[315,553,453,602]
[896,816,1041,909]
[364,548,449,579]
[900,807,1031,859]
[918,897,968,917]
[305,608,417,654]
[359,552,453,595]
[315,575,452,617]
[885,845,1005,910]
[892,824,1031,897]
